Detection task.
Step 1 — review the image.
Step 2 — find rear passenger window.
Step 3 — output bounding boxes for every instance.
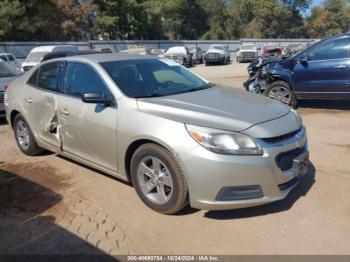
[8,55,15,61]
[65,62,110,97]
[28,69,39,86]
[37,62,64,92]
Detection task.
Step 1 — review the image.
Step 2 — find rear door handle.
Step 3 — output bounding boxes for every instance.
[335,64,346,69]
[25,97,32,103]
[60,109,69,116]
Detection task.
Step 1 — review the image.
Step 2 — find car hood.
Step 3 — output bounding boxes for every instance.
[137,86,291,132]
[165,51,186,56]
[206,49,225,54]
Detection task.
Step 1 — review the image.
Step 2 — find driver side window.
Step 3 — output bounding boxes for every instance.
[65,62,110,97]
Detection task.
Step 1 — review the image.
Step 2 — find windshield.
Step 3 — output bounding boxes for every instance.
[241,45,254,50]
[0,62,17,77]
[211,46,224,50]
[25,51,49,63]
[101,59,211,98]
[166,47,186,54]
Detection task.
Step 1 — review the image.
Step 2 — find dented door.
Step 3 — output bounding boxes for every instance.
[59,62,118,172]
[24,62,65,151]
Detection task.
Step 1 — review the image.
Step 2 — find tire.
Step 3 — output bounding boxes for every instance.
[13,114,44,156]
[130,143,189,214]
[263,81,297,108]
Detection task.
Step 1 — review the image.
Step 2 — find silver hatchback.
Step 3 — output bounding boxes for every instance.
[5,54,309,214]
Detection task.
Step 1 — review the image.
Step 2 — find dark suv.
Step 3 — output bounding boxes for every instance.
[248,33,350,106]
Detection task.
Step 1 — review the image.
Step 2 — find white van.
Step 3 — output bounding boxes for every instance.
[21,45,79,72]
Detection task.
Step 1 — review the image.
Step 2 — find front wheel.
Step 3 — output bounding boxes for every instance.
[263,81,297,107]
[130,144,188,214]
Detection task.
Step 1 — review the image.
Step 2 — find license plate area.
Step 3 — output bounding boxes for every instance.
[292,151,309,177]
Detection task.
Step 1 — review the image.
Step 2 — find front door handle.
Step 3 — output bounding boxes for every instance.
[60,109,69,116]
[25,97,32,103]
[335,64,346,69]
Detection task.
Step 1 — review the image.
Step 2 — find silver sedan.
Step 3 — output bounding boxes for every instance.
[4,54,309,214]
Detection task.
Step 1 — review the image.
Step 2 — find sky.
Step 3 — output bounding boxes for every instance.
[304,0,326,16]
[310,0,326,8]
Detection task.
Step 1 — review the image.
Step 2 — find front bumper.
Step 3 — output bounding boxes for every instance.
[238,56,258,62]
[178,127,309,210]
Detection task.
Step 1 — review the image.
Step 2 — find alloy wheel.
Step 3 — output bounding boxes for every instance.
[268,85,292,104]
[16,120,30,150]
[136,156,174,205]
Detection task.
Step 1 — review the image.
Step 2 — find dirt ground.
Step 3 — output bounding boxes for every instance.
[0,61,350,256]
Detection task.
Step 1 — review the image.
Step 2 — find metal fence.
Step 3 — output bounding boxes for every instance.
[0,39,315,59]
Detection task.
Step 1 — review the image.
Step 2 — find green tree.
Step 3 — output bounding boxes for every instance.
[307,0,350,38]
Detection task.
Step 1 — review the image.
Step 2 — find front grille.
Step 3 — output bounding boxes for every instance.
[165,55,179,60]
[206,53,219,58]
[275,146,306,171]
[262,128,302,144]
[0,91,4,104]
[278,176,301,191]
[241,52,256,57]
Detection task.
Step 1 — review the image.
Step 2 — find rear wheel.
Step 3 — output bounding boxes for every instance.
[130,144,188,214]
[13,114,44,156]
[264,81,297,107]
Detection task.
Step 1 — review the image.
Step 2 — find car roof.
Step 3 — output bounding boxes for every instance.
[30,45,77,52]
[63,53,157,63]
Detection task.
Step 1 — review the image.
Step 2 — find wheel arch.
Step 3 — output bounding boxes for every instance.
[124,138,172,183]
[10,109,21,128]
[267,73,293,89]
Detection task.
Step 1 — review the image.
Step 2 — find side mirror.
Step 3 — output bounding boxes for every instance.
[82,93,113,106]
[299,55,308,64]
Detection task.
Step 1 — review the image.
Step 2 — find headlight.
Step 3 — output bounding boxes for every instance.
[291,109,302,124]
[186,125,263,155]
[219,53,225,57]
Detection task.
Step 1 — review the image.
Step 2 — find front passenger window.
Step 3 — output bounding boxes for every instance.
[65,62,110,97]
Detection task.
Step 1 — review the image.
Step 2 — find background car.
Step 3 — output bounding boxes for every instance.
[205,44,230,65]
[190,47,204,64]
[21,45,79,72]
[42,50,102,62]
[245,33,350,107]
[261,44,284,58]
[0,60,18,117]
[119,47,151,55]
[236,43,258,63]
[0,53,21,74]
[164,46,193,66]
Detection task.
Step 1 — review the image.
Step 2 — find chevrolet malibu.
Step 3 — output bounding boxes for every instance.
[5,54,309,214]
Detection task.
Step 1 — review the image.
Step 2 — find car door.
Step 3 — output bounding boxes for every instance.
[293,37,350,99]
[59,61,118,172]
[24,61,65,151]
